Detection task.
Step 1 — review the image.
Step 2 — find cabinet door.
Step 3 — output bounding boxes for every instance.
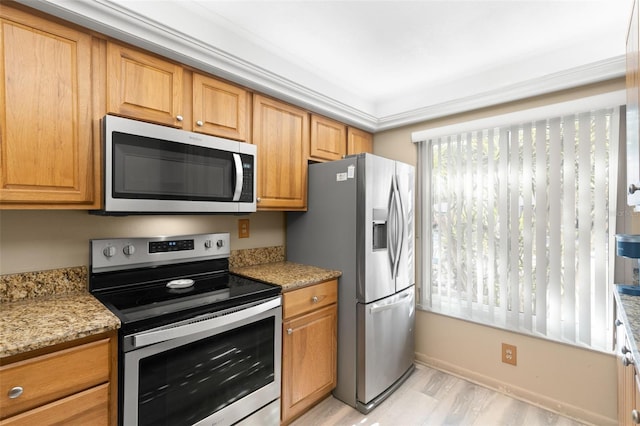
[627,0,640,206]
[310,114,346,161]
[347,127,373,155]
[252,95,309,210]
[1,384,109,426]
[0,5,95,206]
[192,73,249,141]
[282,304,337,424]
[107,42,184,127]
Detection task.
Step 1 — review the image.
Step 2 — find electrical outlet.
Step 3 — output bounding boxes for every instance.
[238,219,250,238]
[502,343,517,366]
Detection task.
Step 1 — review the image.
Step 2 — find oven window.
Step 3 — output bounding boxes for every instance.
[137,317,275,426]
[112,132,234,201]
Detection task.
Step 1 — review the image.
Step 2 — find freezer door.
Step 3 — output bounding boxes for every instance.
[359,154,396,303]
[394,160,415,292]
[356,285,415,406]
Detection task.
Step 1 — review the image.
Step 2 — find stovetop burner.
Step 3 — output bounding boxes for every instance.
[89,233,280,333]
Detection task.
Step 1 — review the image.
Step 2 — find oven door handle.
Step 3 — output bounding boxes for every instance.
[131,297,281,349]
[232,153,243,202]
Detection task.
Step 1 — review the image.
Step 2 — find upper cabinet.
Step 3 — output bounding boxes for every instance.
[0,4,99,208]
[310,114,347,161]
[107,41,250,141]
[107,42,185,128]
[628,0,640,206]
[253,95,309,211]
[309,116,373,162]
[347,127,373,155]
[192,73,250,141]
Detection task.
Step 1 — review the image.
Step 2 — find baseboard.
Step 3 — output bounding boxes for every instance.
[414,352,616,426]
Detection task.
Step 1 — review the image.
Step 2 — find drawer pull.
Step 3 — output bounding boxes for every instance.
[632,409,640,424]
[312,296,319,303]
[624,354,635,367]
[287,328,293,335]
[8,386,23,399]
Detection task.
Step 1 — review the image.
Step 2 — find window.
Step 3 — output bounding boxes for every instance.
[416,106,621,351]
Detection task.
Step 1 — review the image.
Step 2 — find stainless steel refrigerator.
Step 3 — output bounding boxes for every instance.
[286,153,415,414]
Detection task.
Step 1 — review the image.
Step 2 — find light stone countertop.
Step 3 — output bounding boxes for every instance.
[231,261,342,291]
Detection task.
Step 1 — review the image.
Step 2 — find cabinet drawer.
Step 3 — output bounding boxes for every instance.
[0,339,110,419]
[0,383,109,426]
[283,279,337,319]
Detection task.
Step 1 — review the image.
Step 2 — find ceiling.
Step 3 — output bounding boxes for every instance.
[21,0,632,131]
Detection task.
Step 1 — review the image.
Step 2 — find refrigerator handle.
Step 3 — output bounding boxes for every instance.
[393,173,406,279]
[387,179,397,278]
[391,174,404,280]
[369,291,412,314]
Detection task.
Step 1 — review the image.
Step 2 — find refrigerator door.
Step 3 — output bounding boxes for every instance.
[394,160,415,292]
[359,154,396,303]
[356,285,415,406]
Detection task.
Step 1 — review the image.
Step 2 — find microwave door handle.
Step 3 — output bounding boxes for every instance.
[232,153,243,201]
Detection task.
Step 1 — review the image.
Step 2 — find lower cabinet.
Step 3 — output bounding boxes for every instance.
[0,332,117,425]
[616,299,640,425]
[281,279,337,425]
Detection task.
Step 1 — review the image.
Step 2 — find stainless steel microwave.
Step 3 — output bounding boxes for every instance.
[93,115,256,215]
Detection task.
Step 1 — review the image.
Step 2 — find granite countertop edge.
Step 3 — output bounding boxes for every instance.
[230,261,342,292]
[0,292,121,359]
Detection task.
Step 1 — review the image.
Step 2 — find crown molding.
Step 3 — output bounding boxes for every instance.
[375,55,626,131]
[17,0,626,133]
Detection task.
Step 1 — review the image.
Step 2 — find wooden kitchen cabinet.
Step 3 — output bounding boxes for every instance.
[107,41,250,141]
[347,127,373,155]
[628,0,640,206]
[0,4,99,208]
[281,279,337,425]
[310,114,347,161]
[192,72,250,141]
[615,298,640,425]
[0,332,117,425]
[107,42,185,128]
[252,94,309,210]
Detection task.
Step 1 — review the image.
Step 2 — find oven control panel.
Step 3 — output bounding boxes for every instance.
[90,233,230,273]
[149,239,195,253]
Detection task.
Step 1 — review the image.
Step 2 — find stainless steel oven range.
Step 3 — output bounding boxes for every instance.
[89,233,281,426]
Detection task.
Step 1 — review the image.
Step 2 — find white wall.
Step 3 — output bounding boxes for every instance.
[373,78,624,425]
[0,210,285,274]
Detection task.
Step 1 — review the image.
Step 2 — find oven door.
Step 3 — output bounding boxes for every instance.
[122,297,281,426]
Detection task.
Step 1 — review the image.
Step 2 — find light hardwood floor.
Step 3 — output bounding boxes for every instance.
[290,363,589,426]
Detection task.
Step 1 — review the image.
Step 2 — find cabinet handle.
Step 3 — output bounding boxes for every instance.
[256,197,261,203]
[312,296,319,303]
[287,328,293,335]
[624,354,635,367]
[630,183,640,195]
[196,120,204,127]
[8,386,23,399]
[176,115,184,122]
[616,319,623,327]
[632,409,640,424]
[623,345,631,355]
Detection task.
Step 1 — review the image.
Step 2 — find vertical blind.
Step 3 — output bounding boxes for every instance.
[418,107,619,351]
